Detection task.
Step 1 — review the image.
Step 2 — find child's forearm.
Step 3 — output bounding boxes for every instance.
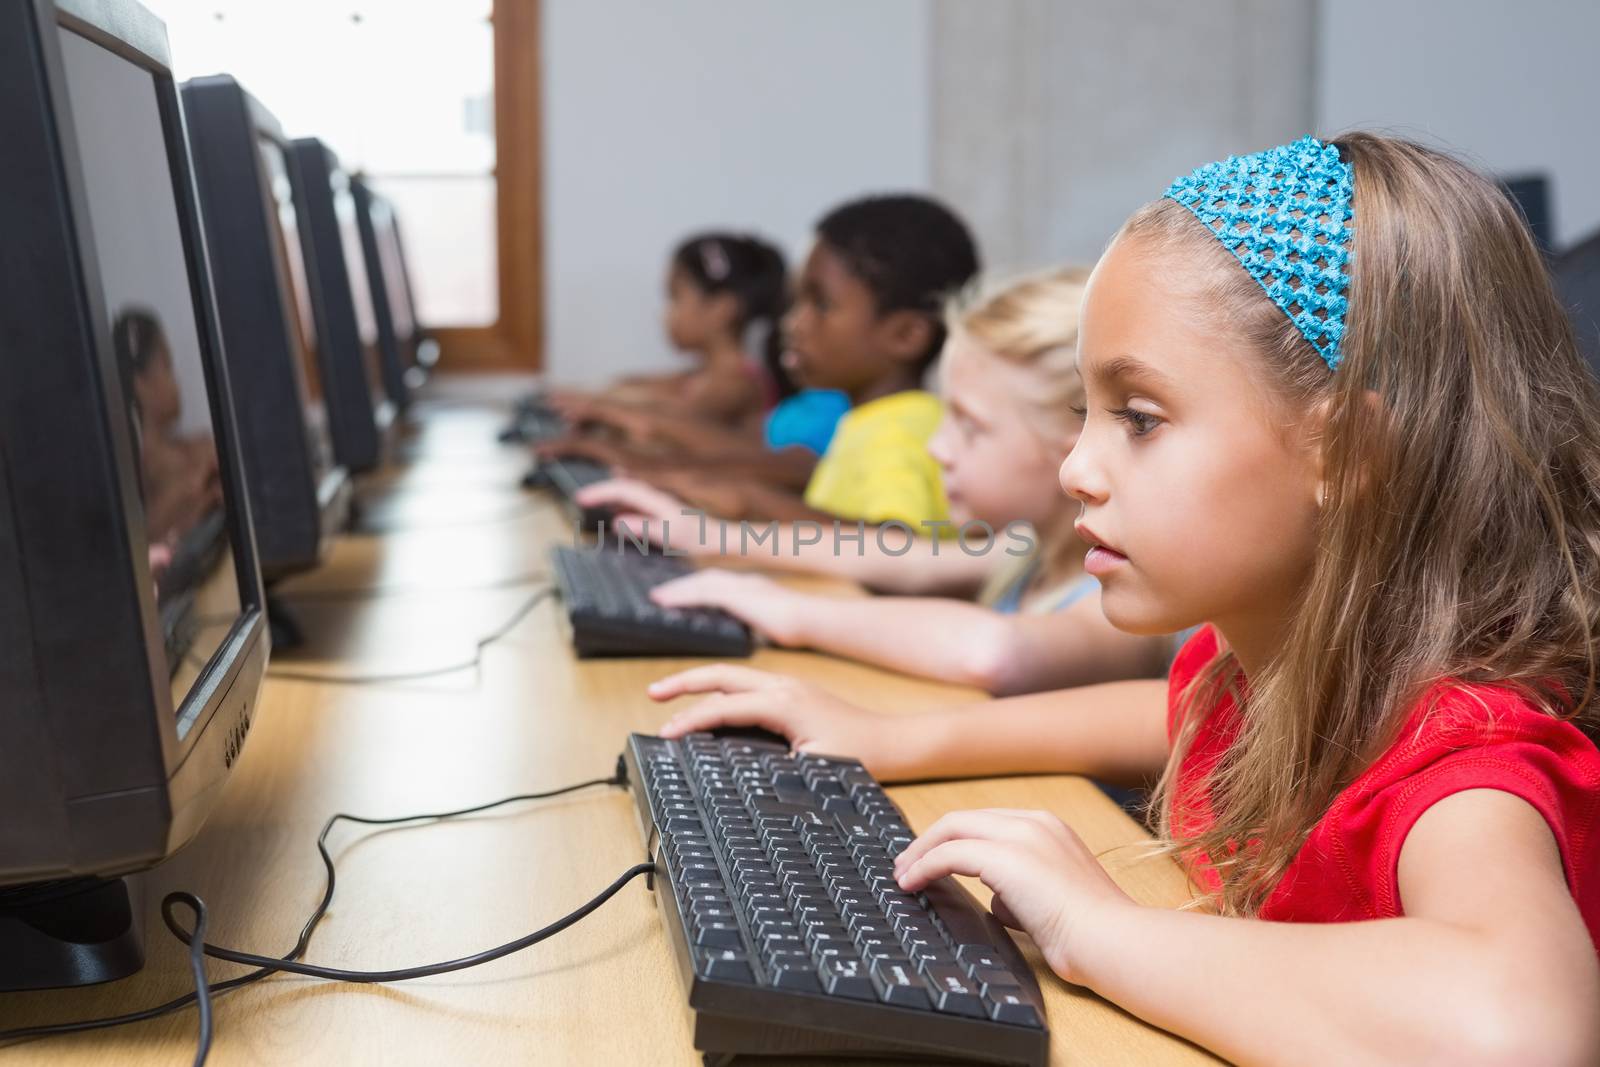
[728,484,836,524]
[708,525,994,597]
[685,448,817,492]
[1078,906,1583,1067]
[783,596,1030,691]
[905,679,1170,786]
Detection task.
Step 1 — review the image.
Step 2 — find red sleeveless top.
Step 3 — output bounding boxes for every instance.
[1167,626,1600,951]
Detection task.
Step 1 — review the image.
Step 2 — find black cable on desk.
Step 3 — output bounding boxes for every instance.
[264,585,554,686]
[0,767,636,1064]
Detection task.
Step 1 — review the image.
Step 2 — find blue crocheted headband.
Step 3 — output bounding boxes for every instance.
[1164,136,1354,370]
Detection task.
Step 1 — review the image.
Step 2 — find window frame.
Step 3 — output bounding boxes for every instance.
[430,0,540,371]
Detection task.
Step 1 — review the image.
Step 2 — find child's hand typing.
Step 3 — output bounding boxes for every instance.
[650,570,806,645]
[574,478,717,554]
[650,664,915,778]
[570,400,660,444]
[893,808,1136,987]
[640,470,748,521]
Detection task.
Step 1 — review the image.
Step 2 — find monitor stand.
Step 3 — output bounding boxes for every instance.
[265,592,305,650]
[0,876,145,991]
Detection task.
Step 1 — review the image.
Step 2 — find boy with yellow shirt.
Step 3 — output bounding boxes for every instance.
[582,194,979,530]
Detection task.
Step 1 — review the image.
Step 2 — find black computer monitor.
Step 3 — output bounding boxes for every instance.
[183,74,353,583]
[0,0,268,989]
[352,176,421,412]
[1502,174,1555,257]
[387,204,441,377]
[288,137,395,474]
[1554,227,1600,380]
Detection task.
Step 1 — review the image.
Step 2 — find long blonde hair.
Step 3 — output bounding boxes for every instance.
[1127,132,1600,915]
[950,267,1090,443]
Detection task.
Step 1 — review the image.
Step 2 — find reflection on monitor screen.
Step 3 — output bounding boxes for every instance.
[372,200,416,346]
[333,172,385,405]
[257,135,334,473]
[57,27,241,705]
[258,138,319,394]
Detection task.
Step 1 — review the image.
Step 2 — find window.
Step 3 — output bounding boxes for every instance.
[149,0,539,366]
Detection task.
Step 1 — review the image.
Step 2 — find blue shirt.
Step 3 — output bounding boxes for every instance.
[763,389,850,456]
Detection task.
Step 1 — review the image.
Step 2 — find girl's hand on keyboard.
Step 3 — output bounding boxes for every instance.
[891,808,1136,986]
[575,477,722,554]
[650,569,806,644]
[650,665,910,777]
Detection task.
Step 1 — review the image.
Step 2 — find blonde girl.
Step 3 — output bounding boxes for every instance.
[649,269,1171,694]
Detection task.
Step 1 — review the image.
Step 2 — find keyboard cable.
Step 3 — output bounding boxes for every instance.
[0,763,650,1067]
[263,584,554,686]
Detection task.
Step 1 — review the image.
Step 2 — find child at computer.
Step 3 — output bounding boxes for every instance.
[538,356,846,496]
[548,232,789,428]
[645,269,1171,695]
[647,135,1600,1063]
[575,193,980,527]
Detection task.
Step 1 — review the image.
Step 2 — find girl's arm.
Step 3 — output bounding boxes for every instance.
[894,790,1600,1067]
[673,369,762,426]
[651,570,1169,696]
[651,663,1171,787]
[650,447,820,493]
[578,477,998,595]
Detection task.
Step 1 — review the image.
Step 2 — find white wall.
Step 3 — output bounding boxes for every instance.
[542,0,931,386]
[931,0,1317,276]
[1317,0,1600,249]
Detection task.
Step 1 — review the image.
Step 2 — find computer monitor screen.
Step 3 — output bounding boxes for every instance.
[259,139,319,390]
[257,134,335,474]
[334,171,386,407]
[372,199,417,352]
[56,26,242,705]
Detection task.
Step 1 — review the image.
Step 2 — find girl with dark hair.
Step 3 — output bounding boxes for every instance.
[553,232,789,428]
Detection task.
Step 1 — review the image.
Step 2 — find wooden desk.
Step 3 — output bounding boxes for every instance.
[2,398,1219,1066]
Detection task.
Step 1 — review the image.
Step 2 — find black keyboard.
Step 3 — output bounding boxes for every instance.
[623,732,1049,1066]
[498,398,566,443]
[523,456,613,530]
[551,546,753,658]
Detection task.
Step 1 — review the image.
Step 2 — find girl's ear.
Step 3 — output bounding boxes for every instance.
[705,290,742,331]
[1310,388,1385,509]
[879,309,935,365]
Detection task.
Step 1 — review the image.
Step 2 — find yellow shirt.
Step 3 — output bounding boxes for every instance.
[803,390,949,528]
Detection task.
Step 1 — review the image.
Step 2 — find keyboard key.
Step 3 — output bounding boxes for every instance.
[957,945,1005,971]
[697,949,754,984]
[986,990,1043,1028]
[821,795,855,816]
[768,964,821,992]
[922,964,986,1018]
[694,921,743,948]
[870,958,932,1009]
[972,966,1022,994]
[819,956,875,1001]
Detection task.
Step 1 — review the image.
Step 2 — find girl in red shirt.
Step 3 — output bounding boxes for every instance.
[647,132,1600,1065]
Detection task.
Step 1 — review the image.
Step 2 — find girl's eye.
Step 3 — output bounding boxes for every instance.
[1067,404,1087,420]
[1111,407,1161,437]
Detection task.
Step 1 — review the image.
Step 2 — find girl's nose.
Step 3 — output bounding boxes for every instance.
[1058,433,1105,505]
